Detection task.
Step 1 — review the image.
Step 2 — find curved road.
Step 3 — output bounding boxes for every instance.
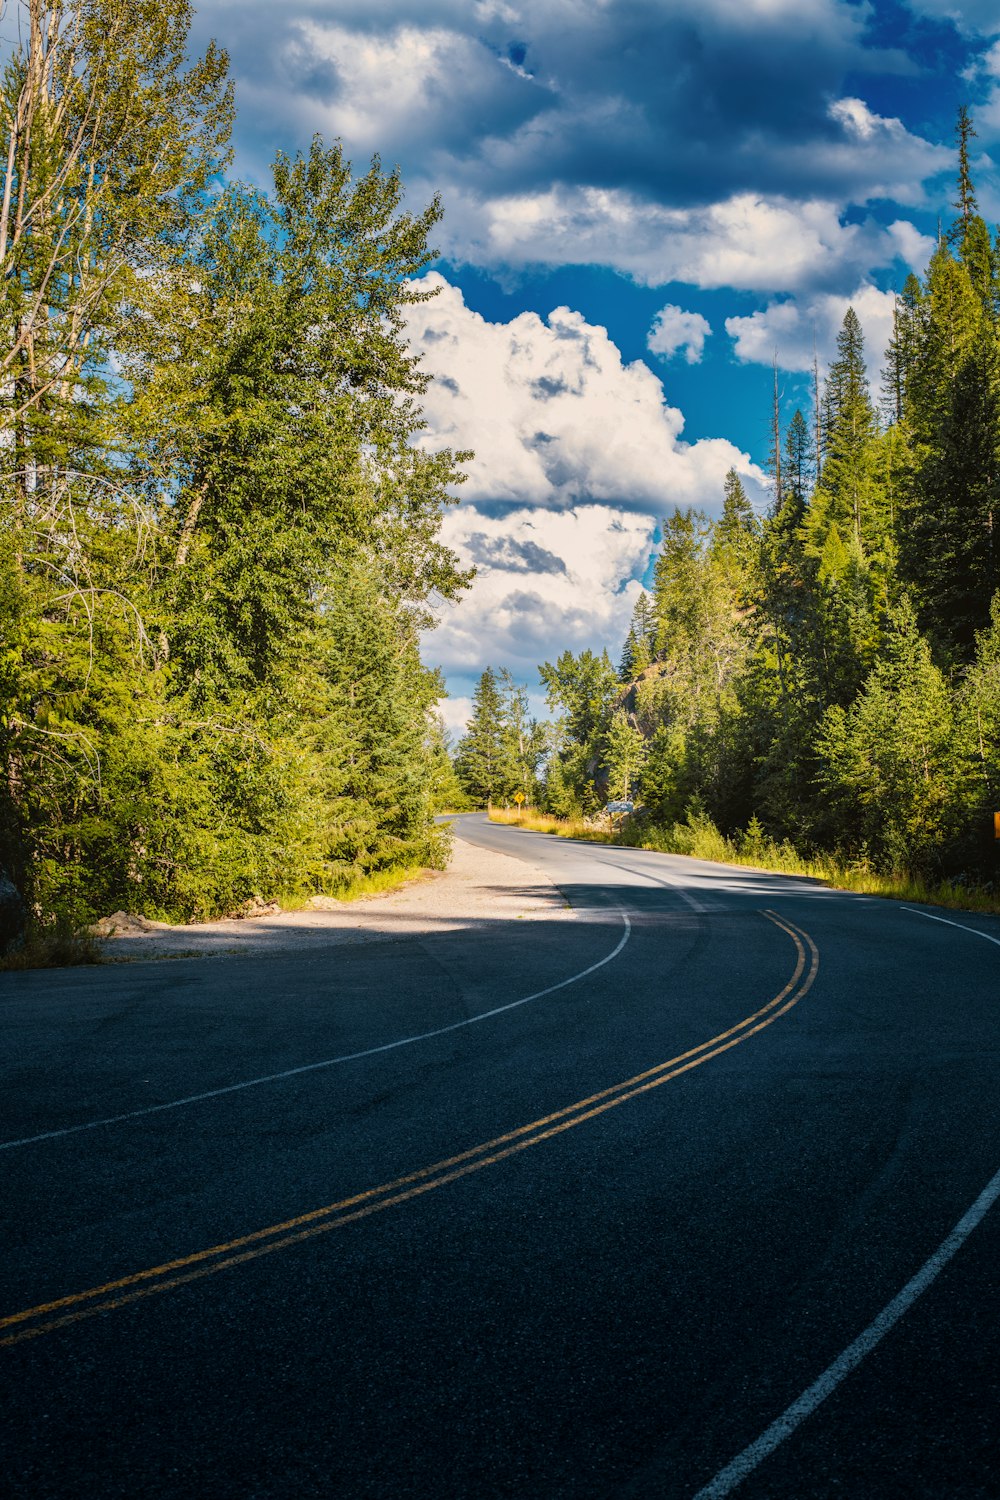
[2,813,1000,1497]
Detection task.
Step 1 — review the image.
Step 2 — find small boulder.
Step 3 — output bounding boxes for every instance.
[232,898,281,920]
[90,911,158,938]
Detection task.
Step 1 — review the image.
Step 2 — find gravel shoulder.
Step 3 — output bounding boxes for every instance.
[99,833,572,961]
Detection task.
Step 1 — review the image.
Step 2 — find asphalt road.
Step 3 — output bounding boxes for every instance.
[3,813,1000,1498]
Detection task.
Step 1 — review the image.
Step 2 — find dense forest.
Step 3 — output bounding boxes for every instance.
[457,111,1000,884]
[0,0,470,931]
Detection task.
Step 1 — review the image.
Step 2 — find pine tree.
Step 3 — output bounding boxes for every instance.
[539,648,618,813]
[620,592,656,680]
[783,410,813,513]
[454,668,508,806]
[881,277,925,425]
[816,603,962,871]
[817,307,879,548]
[952,106,978,239]
[908,310,1000,659]
[498,668,545,802]
[898,228,1000,660]
[605,710,647,803]
[619,628,637,682]
[769,358,782,506]
[957,595,1000,840]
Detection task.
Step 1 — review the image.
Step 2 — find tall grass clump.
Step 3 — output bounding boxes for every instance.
[0,919,102,972]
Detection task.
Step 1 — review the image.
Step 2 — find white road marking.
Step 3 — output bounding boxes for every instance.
[692,1159,1000,1498]
[902,906,1000,947]
[693,901,1000,1498]
[1,910,632,1153]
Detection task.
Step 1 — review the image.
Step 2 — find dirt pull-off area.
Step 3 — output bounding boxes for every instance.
[99,836,573,961]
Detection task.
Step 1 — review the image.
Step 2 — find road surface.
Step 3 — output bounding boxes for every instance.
[3,813,1000,1497]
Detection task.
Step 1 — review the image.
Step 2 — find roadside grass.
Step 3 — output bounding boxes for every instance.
[0,920,102,971]
[488,807,616,842]
[297,862,434,905]
[488,807,1000,917]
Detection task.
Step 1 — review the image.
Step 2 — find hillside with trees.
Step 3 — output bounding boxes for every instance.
[464,112,1000,889]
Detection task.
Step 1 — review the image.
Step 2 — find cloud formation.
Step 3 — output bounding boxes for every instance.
[725,283,899,383]
[905,0,1000,35]
[647,305,712,364]
[438,186,932,292]
[195,0,949,292]
[427,504,656,684]
[404,275,765,510]
[406,276,766,685]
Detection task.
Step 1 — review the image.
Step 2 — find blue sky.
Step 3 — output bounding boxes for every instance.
[195,0,1000,729]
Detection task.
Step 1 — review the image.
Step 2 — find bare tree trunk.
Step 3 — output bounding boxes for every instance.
[175,482,208,567]
[813,343,823,478]
[771,355,782,505]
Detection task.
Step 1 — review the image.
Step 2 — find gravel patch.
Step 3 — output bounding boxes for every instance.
[100,835,572,961]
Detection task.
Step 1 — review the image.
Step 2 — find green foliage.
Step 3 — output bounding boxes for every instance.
[605,710,646,802]
[533,119,1000,891]
[538,647,618,812]
[454,667,546,806]
[815,604,963,872]
[454,667,507,806]
[0,0,469,929]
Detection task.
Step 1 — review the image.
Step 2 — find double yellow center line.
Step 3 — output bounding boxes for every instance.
[1,908,818,1350]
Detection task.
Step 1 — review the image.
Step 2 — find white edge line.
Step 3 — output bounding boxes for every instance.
[0,909,632,1153]
[692,1159,1000,1498]
[693,902,1000,1499]
[901,906,1000,947]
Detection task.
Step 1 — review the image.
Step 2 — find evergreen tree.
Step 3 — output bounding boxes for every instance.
[619,591,655,680]
[539,648,618,813]
[898,234,1000,661]
[619,628,638,682]
[815,308,880,549]
[605,711,647,803]
[454,669,508,806]
[498,668,546,802]
[713,468,760,591]
[816,603,962,871]
[425,715,472,813]
[952,105,978,239]
[956,595,1000,853]
[908,310,1000,659]
[783,410,813,513]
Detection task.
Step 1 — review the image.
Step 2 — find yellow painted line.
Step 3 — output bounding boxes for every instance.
[1,910,818,1350]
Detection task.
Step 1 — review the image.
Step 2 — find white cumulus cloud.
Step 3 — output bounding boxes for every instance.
[437,185,932,293]
[725,283,900,383]
[405,273,766,510]
[409,275,766,682]
[647,305,712,364]
[426,505,656,683]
